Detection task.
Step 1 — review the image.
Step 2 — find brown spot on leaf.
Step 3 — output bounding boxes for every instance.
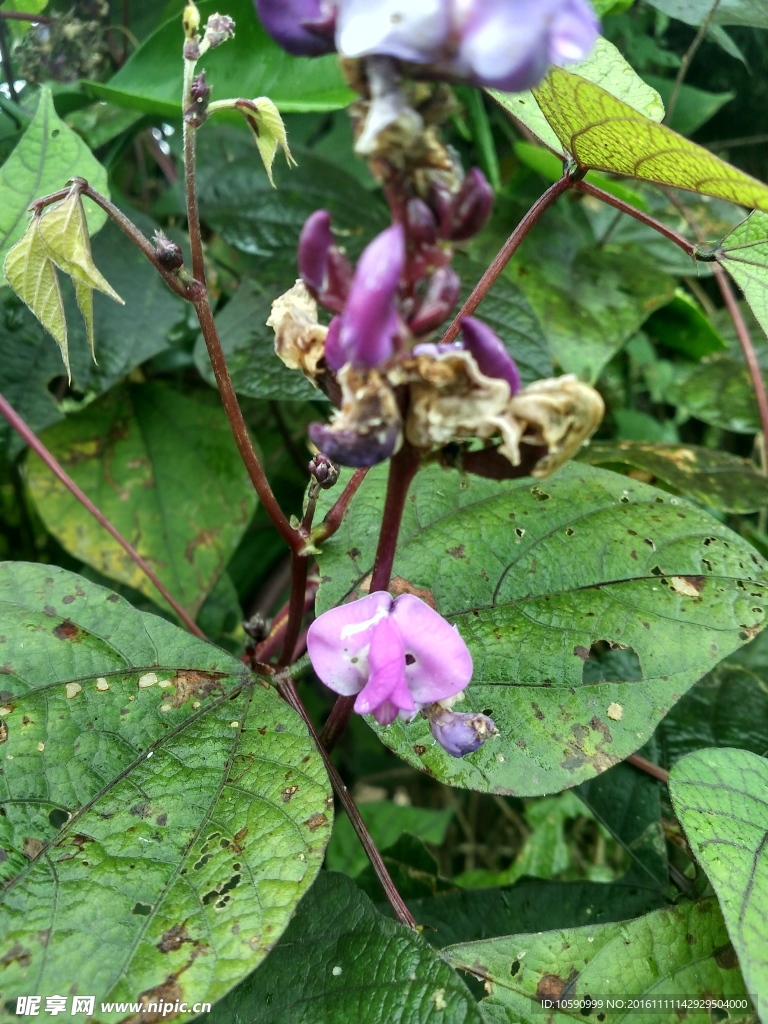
[23,837,44,861]
[43,605,56,617]
[107,593,120,602]
[282,785,299,803]
[670,576,706,598]
[536,974,568,1003]
[62,595,75,605]
[388,577,437,608]
[121,978,184,1024]
[230,827,248,855]
[0,943,31,968]
[184,528,218,564]
[713,941,739,970]
[304,813,329,832]
[448,544,466,559]
[0,721,7,744]
[531,702,545,721]
[157,924,193,954]
[413,745,427,756]
[53,620,81,641]
[156,814,168,827]
[165,670,226,709]
[573,646,590,661]
[348,548,361,560]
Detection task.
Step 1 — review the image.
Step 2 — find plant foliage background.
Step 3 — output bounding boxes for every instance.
[1,0,768,1022]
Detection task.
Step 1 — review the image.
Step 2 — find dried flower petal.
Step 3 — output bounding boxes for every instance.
[268,280,328,384]
[426,704,497,757]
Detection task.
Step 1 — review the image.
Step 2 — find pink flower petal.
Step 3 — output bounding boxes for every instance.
[354,617,415,725]
[307,591,393,696]
[391,594,473,704]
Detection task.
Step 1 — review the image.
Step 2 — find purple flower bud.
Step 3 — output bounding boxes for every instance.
[308,452,340,488]
[426,705,497,757]
[406,197,439,247]
[185,72,210,127]
[298,211,353,314]
[204,13,235,48]
[308,418,401,467]
[460,317,521,394]
[409,266,460,336]
[338,224,405,368]
[307,592,473,726]
[447,168,493,242]
[153,231,184,271]
[254,0,337,56]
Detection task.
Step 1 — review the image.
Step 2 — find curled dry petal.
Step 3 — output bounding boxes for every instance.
[309,365,403,467]
[267,280,328,384]
[426,704,497,757]
[508,375,605,477]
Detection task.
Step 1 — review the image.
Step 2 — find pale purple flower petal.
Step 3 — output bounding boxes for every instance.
[391,594,473,705]
[354,617,416,724]
[307,591,392,695]
[339,224,405,368]
[427,705,497,757]
[254,0,337,56]
[460,317,521,394]
[336,0,450,62]
[298,210,334,296]
[323,316,345,371]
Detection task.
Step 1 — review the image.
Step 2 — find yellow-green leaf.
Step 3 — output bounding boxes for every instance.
[37,191,123,304]
[3,218,69,377]
[73,278,96,359]
[489,37,664,155]
[534,67,768,210]
[240,96,297,187]
[716,210,768,344]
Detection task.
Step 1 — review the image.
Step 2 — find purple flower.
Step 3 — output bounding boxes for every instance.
[254,0,337,56]
[337,224,405,368]
[444,168,494,242]
[336,0,450,64]
[426,705,497,757]
[409,266,460,336]
[460,318,521,393]
[298,211,352,314]
[307,591,473,725]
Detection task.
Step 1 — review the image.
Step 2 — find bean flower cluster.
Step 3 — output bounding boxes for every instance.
[258,0,602,756]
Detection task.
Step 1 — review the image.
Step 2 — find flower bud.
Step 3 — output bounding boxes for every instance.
[185,71,210,127]
[308,452,340,488]
[426,704,497,758]
[446,168,493,242]
[153,231,184,271]
[254,0,337,57]
[338,224,405,369]
[409,266,460,336]
[460,317,521,394]
[204,13,235,48]
[298,211,352,314]
[405,197,438,248]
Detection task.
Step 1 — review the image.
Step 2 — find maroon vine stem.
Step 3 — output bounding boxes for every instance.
[313,468,369,543]
[626,753,669,785]
[320,443,421,751]
[276,670,418,929]
[0,392,205,638]
[181,125,300,553]
[441,168,582,344]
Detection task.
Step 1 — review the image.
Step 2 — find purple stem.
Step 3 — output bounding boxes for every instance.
[0,392,206,638]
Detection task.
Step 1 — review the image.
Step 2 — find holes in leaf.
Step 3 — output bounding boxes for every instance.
[515,528,525,539]
[202,872,241,907]
[650,566,664,577]
[510,960,520,976]
[702,558,713,572]
[565,528,575,537]
[132,903,152,916]
[703,537,717,547]
[531,487,550,502]
[582,642,642,685]
[644,539,656,551]
[619,496,630,504]
[48,808,69,829]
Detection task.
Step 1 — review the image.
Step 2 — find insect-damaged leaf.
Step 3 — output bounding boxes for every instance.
[314,463,768,796]
[533,67,768,211]
[670,748,768,1013]
[0,563,331,1018]
[3,216,69,376]
[443,899,752,1024]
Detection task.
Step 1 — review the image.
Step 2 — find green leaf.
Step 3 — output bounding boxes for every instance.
[315,462,768,796]
[444,899,752,1024]
[0,87,109,284]
[194,283,325,402]
[0,216,184,463]
[326,803,453,878]
[198,146,388,263]
[36,191,122,302]
[207,871,483,1024]
[234,96,297,187]
[646,0,768,28]
[398,876,668,949]
[490,37,664,155]
[511,248,674,383]
[24,383,257,620]
[87,0,354,116]
[3,218,68,375]
[671,353,761,434]
[646,291,728,360]
[534,67,768,210]
[659,631,768,769]
[717,212,768,345]
[670,749,768,1013]
[0,562,331,1016]
[579,442,768,513]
